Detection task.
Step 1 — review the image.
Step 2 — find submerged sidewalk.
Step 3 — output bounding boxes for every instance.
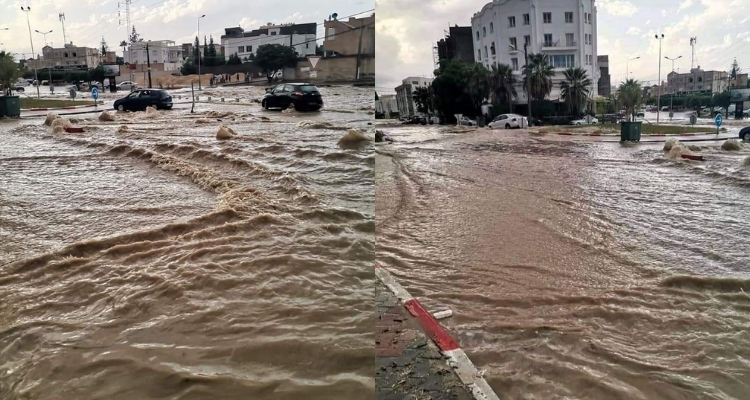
[375,281,472,400]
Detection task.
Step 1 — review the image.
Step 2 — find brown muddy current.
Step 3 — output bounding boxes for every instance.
[0,86,375,399]
[376,126,750,400]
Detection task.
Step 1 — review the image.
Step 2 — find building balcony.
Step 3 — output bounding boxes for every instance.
[541,41,577,51]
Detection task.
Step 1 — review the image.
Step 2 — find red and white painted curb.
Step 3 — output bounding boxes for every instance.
[23,105,97,112]
[375,263,500,400]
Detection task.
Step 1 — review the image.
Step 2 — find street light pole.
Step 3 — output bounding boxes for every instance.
[35,29,53,88]
[21,6,40,99]
[665,55,682,118]
[197,14,205,90]
[626,56,640,81]
[655,34,664,124]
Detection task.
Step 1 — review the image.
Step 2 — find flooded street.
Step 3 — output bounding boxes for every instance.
[376,125,750,399]
[0,85,375,399]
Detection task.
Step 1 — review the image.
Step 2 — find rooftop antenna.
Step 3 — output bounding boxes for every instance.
[690,37,697,70]
[59,13,68,45]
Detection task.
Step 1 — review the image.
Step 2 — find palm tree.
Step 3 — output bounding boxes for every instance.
[413,85,433,115]
[560,67,592,117]
[619,79,642,122]
[466,63,491,117]
[488,63,517,114]
[523,53,554,118]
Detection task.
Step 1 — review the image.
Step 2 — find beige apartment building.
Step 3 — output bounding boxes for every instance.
[323,14,375,57]
[666,68,728,95]
[26,43,103,70]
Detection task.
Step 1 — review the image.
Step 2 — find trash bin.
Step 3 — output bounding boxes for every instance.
[0,96,21,118]
[620,121,642,142]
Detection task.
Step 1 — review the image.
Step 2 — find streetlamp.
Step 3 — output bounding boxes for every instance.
[35,29,53,89]
[665,55,682,118]
[197,14,206,90]
[626,56,640,81]
[655,34,664,124]
[21,6,41,98]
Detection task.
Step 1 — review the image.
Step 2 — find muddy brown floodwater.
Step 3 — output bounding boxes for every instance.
[0,85,375,400]
[376,126,750,400]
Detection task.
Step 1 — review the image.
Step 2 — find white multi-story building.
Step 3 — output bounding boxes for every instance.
[471,0,599,104]
[123,40,184,71]
[221,22,317,61]
[395,76,434,117]
[376,94,399,118]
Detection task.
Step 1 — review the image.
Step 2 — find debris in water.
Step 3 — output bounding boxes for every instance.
[688,145,702,152]
[721,139,741,151]
[432,309,453,320]
[375,130,393,143]
[99,111,116,122]
[117,125,130,134]
[216,125,236,140]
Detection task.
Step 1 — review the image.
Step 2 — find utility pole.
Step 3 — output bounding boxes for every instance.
[665,55,682,118]
[198,14,205,90]
[655,33,664,124]
[35,29,53,88]
[355,20,365,80]
[59,13,68,45]
[21,6,40,99]
[146,41,152,88]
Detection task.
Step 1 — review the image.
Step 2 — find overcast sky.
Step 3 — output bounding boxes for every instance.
[376,0,750,94]
[1,0,373,58]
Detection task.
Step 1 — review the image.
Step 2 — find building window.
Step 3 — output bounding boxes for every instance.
[328,27,336,40]
[565,12,574,23]
[566,33,575,46]
[248,45,253,52]
[484,46,488,58]
[524,14,530,25]
[483,27,486,37]
[550,54,575,68]
[543,12,552,24]
[509,37,517,51]
[491,42,496,56]
[238,46,244,53]
[512,58,519,71]
[477,31,480,40]
[524,35,531,46]
[478,49,481,59]
[698,77,703,82]
[490,22,494,33]
[73,52,77,57]
[64,52,68,57]
[508,17,515,28]
[544,34,553,47]
[689,77,693,83]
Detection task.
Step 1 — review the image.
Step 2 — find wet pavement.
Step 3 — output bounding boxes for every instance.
[375,282,472,400]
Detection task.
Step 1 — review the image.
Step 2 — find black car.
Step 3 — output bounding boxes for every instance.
[261,83,323,111]
[740,126,750,142]
[114,89,173,112]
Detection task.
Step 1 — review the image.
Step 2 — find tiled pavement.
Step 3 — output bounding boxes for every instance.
[375,282,473,400]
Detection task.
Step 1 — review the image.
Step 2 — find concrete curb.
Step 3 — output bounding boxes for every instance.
[23,104,97,112]
[375,263,500,400]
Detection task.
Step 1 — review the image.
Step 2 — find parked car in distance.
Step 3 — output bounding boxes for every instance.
[572,116,599,125]
[488,113,529,129]
[262,83,323,111]
[458,116,477,126]
[429,116,440,125]
[113,89,173,112]
[118,81,138,91]
[740,126,750,142]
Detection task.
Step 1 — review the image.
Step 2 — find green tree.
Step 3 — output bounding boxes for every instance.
[713,90,731,117]
[0,51,19,96]
[466,63,491,117]
[255,44,298,83]
[432,59,488,122]
[227,53,242,65]
[729,58,741,80]
[130,26,142,43]
[560,67,592,117]
[523,53,554,118]
[181,59,197,75]
[193,36,201,64]
[488,63,517,114]
[89,65,105,87]
[413,85,433,115]
[100,37,109,57]
[618,79,642,122]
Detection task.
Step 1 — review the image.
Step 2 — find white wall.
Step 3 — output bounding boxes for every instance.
[471,0,599,103]
[222,33,317,60]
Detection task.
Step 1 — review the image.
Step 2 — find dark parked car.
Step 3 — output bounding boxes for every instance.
[113,89,173,111]
[740,126,750,142]
[262,83,323,111]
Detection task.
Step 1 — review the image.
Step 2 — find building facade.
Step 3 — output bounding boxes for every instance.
[436,25,475,64]
[221,23,317,61]
[395,76,433,117]
[666,67,728,95]
[26,43,103,70]
[123,40,184,71]
[376,94,399,118]
[471,0,599,104]
[597,55,610,97]
[323,14,375,57]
